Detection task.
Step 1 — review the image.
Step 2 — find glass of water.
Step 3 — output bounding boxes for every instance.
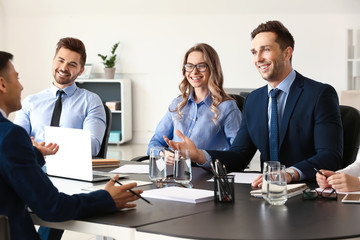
[149,147,166,181]
[173,149,192,184]
[262,161,287,205]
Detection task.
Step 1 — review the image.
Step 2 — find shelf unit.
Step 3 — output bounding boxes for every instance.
[75,79,132,144]
[347,29,360,89]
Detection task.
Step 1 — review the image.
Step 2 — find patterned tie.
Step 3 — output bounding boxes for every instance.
[270,88,281,161]
[50,90,64,127]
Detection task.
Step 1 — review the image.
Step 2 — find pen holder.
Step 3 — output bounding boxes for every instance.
[214,175,235,203]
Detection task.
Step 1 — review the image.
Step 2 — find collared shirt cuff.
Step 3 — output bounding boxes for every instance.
[196,150,212,168]
[291,166,305,180]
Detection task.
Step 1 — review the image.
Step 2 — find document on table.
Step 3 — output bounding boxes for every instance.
[111,164,149,174]
[142,186,214,204]
[82,179,152,191]
[208,172,261,184]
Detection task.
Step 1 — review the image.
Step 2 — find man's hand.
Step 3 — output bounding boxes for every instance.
[104,175,143,209]
[252,174,263,188]
[31,137,59,156]
[251,168,299,188]
[163,129,206,164]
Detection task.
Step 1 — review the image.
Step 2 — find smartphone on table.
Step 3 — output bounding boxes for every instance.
[342,193,360,203]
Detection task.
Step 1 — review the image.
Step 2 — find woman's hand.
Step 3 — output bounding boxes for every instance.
[163,130,206,164]
[315,170,335,189]
[165,149,175,165]
[327,173,360,192]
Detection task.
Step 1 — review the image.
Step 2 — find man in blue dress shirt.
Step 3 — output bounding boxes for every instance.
[14,37,106,157]
[13,38,106,239]
[0,51,142,240]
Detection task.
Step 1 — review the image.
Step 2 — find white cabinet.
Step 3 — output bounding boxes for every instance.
[75,79,132,144]
[347,29,360,89]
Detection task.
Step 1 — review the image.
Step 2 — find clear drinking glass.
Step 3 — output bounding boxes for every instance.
[173,149,192,184]
[149,147,166,181]
[262,161,287,205]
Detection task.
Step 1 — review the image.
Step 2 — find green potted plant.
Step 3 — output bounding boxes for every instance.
[98,41,119,79]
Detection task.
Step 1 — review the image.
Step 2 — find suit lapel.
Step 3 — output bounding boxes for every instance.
[258,87,270,160]
[279,72,304,147]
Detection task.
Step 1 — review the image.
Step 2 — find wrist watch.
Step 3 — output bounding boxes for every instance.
[286,168,295,182]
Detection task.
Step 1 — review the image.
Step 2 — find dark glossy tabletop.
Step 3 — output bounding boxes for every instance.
[46,162,360,240]
[137,180,360,240]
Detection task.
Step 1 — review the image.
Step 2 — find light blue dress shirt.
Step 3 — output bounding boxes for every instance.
[14,83,106,156]
[148,91,242,155]
[266,69,304,179]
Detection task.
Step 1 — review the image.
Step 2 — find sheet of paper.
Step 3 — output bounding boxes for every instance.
[142,186,214,204]
[208,172,261,184]
[111,164,149,174]
[82,180,152,191]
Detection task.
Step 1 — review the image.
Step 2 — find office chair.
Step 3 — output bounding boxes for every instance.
[229,94,246,112]
[0,215,10,240]
[340,105,360,168]
[94,103,112,159]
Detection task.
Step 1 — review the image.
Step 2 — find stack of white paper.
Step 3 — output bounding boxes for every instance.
[142,187,214,204]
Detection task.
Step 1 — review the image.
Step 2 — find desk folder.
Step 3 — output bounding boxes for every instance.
[92,159,120,168]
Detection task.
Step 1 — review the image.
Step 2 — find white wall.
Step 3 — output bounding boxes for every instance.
[0,1,5,50]
[1,0,360,144]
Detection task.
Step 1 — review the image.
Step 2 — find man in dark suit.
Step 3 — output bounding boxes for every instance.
[0,51,142,240]
[165,20,343,186]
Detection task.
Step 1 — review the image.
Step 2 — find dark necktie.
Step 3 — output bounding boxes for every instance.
[50,90,64,127]
[270,88,281,161]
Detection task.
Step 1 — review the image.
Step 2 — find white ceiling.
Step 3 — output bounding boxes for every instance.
[1,0,360,16]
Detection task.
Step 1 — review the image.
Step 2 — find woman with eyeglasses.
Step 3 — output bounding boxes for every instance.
[316,151,360,192]
[147,43,242,164]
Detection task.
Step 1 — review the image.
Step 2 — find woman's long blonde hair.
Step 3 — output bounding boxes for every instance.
[171,43,232,123]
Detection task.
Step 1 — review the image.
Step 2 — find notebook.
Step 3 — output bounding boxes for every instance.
[44,126,126,182]
[250,183,307,198]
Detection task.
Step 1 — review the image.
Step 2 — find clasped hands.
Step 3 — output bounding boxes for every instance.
[316,170,360,192]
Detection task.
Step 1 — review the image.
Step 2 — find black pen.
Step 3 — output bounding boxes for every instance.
[314,168,326,177]
[111,177,152,205]
[164,147,175,153]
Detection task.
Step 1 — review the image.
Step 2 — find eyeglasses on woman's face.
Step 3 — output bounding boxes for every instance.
[184,63,208,73]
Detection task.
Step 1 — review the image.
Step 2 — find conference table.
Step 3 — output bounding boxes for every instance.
[31,162,360,240]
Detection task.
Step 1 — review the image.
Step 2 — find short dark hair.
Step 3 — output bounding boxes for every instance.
[55,37,87,68]
[251,20,295,52]
[0,51,13,78]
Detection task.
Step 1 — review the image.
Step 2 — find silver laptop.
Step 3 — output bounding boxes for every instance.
[45,126,126,182]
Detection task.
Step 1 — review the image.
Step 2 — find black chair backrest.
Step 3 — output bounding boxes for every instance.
[0,215,10,240]
[94,104,112,159]
[229,94,246,112]
[340,105,360,168]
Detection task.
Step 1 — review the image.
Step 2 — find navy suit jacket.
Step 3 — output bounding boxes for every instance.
[0,115,116,240]
[207,72,343,179]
